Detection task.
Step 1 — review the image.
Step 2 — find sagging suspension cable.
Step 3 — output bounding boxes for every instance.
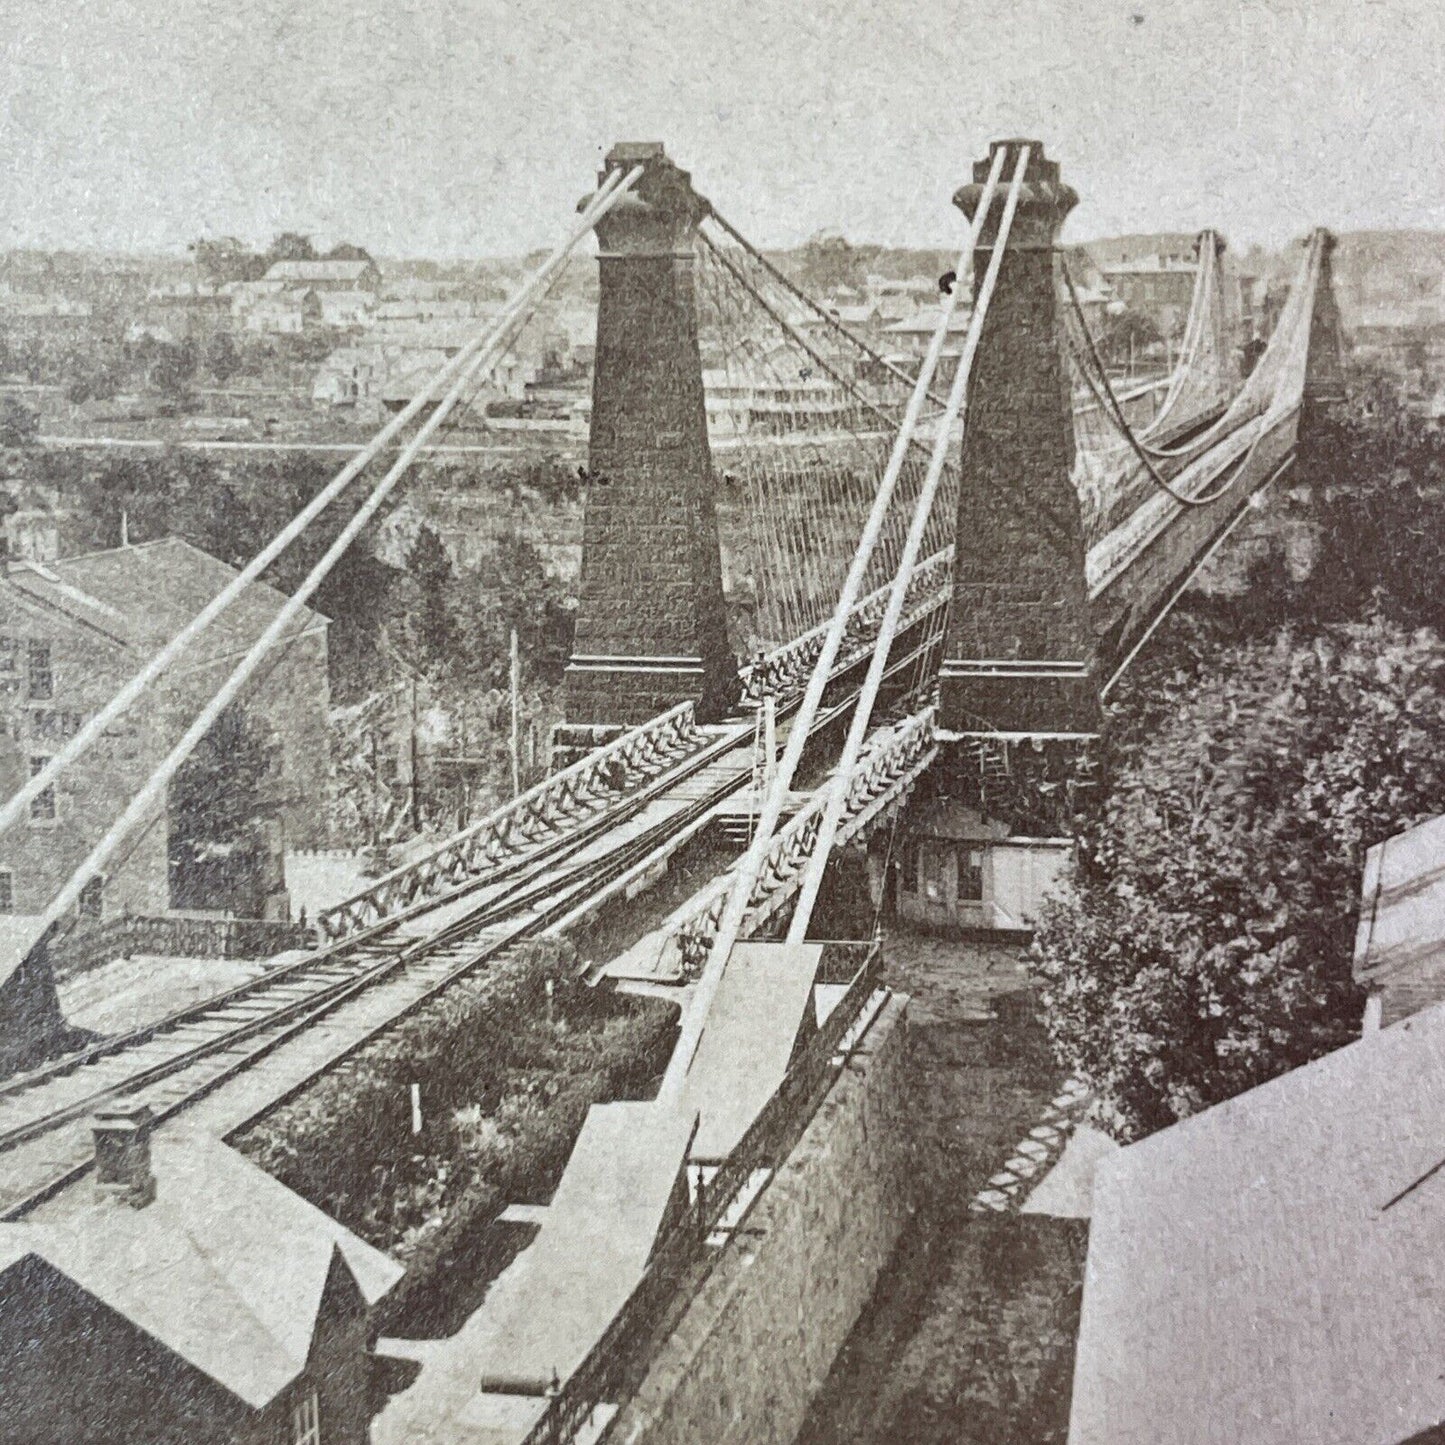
[1061,258,1259,509]
[698,230,917,438]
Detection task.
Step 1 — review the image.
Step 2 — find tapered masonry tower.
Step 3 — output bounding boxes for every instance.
[561,143,737,735]
[938,139,1102,741]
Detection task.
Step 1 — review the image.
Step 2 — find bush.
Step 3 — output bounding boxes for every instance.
[1035,613,1445,1139]
[234,937,678,1285]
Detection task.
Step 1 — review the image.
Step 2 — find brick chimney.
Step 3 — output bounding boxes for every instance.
[93,1100,156,1208]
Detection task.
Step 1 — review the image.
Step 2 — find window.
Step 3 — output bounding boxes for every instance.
[29,757,54,822]
[78,876,102,921]
[0,637,17,674]
[958,847,985,903]
[27,641,52,701]
[0,871,14,914]
[291,1390,320,1445]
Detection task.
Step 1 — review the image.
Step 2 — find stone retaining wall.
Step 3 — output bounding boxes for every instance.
[606,993,913,1445]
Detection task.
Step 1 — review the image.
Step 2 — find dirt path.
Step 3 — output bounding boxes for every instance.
[796,931,1088,1445]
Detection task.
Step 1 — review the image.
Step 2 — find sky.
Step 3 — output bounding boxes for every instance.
[2,0,1442,258]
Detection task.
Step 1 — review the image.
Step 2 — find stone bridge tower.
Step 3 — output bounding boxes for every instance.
[560,143,737,742]
[938,139,1102,743]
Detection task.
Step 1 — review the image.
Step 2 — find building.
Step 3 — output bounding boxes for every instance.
[0,1111,403,1445]
[1097,259,1197,338]
[1355,811,1445,1029]
[1082,232,1199,272]
[1069,1001,1445,1445]
[880,306,974,360]
[263,258,383,295]
[311,347,385,412]
[243,288,323,335]
[316,290,375,329]
[0,537,331,922]
[892,795,1072,933]
[137,282,234,343]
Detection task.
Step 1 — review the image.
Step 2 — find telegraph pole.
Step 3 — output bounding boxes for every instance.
[509,627,522,798]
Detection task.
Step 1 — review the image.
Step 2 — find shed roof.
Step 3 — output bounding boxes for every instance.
[1071,1002,1445,1445]
[682,940,821,1160]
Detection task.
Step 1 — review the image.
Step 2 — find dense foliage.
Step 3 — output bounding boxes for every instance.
[236,938,676,1311]
[1034,377,1445,1140]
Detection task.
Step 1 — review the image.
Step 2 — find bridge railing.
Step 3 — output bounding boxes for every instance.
[739,547,953,705]
[518,939,886,1445]
[49,913,311,982]
[316,702,704,941]
[654,708,936,981]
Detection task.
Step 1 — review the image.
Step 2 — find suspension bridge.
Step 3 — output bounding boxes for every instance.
[0,137,1343,1443]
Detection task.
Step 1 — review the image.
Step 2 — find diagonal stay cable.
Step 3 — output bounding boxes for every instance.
[786,145,1031,940]
[658,143,1011,1100]
[13,169,645,947]
[0,165,640,846]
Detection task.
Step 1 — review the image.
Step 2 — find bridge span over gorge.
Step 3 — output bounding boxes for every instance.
[0,138,1344,1444]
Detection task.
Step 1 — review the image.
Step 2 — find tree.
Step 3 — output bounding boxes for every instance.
[0,397,38,448]
[472,529,573,685]
[402,524,462,672]
[149,339,198,401]
[205,332,240,385]
[795,232,866,296]
[169,704,280,915]
[267,232,317,264]
[325,242,374,264]
[188,237,264,285]
[1034,614,1445,1140]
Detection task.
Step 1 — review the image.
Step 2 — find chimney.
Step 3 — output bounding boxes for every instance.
[93,1101,156,1208]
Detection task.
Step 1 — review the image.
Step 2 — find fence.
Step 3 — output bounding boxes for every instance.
[519,939,886,1445]
[317,702,704,941]
[49,914,311,982]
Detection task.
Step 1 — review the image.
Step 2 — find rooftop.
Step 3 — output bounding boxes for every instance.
[264,259,376,284]
[1071,1001,1445,1445]
[2,536,326,658]
[0,1132,402,1410]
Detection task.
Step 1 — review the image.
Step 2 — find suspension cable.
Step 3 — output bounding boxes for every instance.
[704,206,952,408]
[1062,258,1262,509]
[16,171,644,942]
[787,146,1031,940]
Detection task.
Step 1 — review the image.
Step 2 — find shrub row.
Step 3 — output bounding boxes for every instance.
[234,937,678,1315]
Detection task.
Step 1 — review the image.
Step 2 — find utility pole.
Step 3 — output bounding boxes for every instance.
[509,627,522,798]
[409,674,421,832]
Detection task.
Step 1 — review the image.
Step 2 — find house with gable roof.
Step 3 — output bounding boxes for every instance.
[0,1108,402,1445]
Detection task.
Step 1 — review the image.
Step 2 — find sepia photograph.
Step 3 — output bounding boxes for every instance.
[0,1,1437,1441]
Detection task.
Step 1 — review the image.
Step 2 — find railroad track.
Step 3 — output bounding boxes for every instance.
[0,617,944,1217]
[0,768,753,1219]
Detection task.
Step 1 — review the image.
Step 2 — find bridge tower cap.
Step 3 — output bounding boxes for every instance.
[955,138,1076,248]
[607,141,668,165]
